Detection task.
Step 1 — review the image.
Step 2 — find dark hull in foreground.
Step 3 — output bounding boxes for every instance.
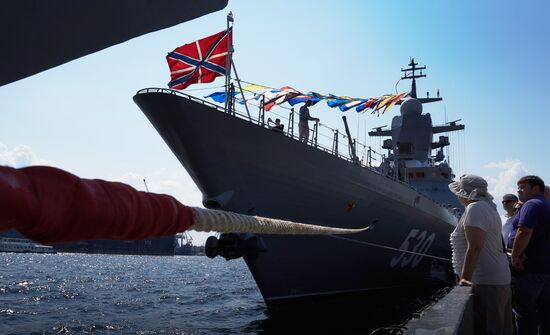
[134,89,458,310]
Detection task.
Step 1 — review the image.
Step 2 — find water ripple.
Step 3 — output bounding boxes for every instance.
[1,253,265,334]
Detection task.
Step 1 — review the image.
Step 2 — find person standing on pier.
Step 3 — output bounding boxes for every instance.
[298,100,319,143]
[502,194,519,242]
[506,201,524,249]
[510,175,550,335]
[449,174,512,335]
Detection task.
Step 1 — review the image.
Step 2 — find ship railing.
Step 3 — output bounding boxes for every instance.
[269,109,386,170]
[232,93,387,170]
[137,88,228,113]
[136,88,386,171]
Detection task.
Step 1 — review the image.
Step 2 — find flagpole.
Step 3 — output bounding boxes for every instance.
[223,12,251,122]
[224,12,233,113]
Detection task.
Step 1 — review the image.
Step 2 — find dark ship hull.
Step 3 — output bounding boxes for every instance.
[134,89,458,310]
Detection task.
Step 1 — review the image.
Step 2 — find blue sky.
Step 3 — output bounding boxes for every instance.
[1,1,549,245]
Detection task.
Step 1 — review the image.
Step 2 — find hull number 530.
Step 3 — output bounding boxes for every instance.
[390,229,435,268]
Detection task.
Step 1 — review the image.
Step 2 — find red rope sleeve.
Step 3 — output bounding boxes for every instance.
[0,165,195,244]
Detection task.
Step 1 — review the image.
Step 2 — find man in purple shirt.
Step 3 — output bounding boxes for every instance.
[511,175,550,334]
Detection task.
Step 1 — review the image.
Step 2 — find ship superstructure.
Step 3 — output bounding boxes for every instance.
[371,59,464,208]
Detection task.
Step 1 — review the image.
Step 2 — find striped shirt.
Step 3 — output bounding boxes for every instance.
[450,200,511,285]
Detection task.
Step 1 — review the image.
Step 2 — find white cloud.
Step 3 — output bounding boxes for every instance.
[483,159,530,203]
[0,144,203,209]
[0,143,54,167]
[115,168,203,207]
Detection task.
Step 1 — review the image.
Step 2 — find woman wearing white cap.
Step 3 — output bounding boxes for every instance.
[449,174,512,335]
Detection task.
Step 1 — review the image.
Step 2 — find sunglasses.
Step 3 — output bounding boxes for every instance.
[502,200,515,204]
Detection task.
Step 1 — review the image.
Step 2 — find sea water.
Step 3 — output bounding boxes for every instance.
[0,253,434,334]
[1,253,266,334]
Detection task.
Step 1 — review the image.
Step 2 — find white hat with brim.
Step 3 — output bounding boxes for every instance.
[448,174,493,201]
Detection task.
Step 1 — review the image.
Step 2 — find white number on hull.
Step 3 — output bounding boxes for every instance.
[390,229,436,268]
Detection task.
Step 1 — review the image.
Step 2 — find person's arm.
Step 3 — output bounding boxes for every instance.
[459,225,487,286]
[511,227,533,271]
[302,108,317,121]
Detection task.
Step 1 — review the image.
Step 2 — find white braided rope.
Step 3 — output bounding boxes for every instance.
[191,207,369,235]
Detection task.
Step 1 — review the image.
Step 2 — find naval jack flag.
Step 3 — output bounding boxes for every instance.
[166,29,232,90]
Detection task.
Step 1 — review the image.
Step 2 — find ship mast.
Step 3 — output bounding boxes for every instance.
[401,58,424,98]
[400,58,442,104]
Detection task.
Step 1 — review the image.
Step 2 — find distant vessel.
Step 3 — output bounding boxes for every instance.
[0,230,176,256]
[174,232,205,256]
[53,236,176,256]
[134,59,465,311]
[0,237,56,254]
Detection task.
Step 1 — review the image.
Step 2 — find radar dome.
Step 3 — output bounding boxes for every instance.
[400,98,422,116]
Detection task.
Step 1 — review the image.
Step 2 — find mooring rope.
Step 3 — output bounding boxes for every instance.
[327,234,452,262]
[191,207,371,235]
[192,207,451,262]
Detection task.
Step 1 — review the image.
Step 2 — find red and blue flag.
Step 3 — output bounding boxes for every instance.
[287,94,323,106]
[166,29,232,90]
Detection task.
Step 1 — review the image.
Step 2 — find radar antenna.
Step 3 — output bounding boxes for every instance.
[400,58,442,104]
[401,58,426,98]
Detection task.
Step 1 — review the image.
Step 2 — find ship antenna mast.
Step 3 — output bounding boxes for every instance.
[400,58,426,99]
[143,178,150,192]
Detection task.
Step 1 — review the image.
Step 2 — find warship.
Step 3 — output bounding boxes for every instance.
[133,59,465,311]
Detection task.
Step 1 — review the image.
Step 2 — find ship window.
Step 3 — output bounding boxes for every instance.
[415,172,425,178]
[398,142,413,154]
